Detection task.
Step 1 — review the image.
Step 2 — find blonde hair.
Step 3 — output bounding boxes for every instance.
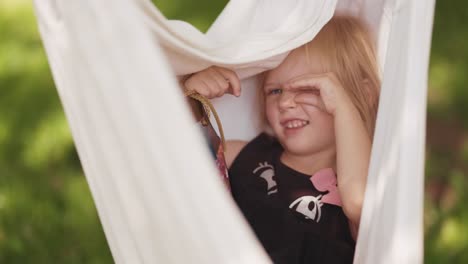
[260,15,381,138]
[306,15,380,137]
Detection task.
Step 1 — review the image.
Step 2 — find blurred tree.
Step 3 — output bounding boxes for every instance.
[425,0,468,263]
[152,0,228,32]
[0,1,113,263]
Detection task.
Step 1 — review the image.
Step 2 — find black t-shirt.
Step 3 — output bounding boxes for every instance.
[229,133,355,264]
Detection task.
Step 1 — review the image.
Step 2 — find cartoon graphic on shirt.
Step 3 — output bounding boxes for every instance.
[289,195,324,222]
[253,162,278,195]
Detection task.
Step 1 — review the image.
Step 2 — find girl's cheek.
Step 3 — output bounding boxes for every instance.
[264,104,279,126]
[264,100,276,114]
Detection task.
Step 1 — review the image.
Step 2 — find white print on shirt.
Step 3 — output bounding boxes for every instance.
[289,195,324,222]
[253,162,278,195]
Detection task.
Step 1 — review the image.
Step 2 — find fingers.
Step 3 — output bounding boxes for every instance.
[285,74,325,110]
[199,77,221,98]
[186,72,220,98]
[295,93,327,111]
[183,66,241,99]
[207,67,230,97]
[209,68,229,89]
[285,72,343,115]
[285,73,327,91]
[217,67,241,97]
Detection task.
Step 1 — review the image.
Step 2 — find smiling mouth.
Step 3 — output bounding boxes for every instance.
[282,119,310,129]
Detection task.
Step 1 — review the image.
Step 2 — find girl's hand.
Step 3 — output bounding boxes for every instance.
[183,66,241,99]
[285,72,353,115]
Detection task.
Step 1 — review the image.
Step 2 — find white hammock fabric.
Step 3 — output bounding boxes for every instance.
[33,0,435,263]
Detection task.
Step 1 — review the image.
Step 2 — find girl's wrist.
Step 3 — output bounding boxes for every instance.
[332,89,355,116]
[334,93,359,121]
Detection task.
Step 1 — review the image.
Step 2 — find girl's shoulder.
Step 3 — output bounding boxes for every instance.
[226,133,280,169]
[225,140,248,168]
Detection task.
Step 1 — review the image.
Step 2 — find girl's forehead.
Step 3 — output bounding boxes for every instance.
[264,46,325,85]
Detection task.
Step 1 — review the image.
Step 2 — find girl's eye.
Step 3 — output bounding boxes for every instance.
[267,88,282,95]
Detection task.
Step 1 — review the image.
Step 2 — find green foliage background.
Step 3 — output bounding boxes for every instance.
[0,0,466,263]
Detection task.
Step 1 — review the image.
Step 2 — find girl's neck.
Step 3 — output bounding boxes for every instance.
[280,149,336,176]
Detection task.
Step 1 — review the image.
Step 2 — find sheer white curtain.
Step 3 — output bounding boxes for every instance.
[33,0,434,263]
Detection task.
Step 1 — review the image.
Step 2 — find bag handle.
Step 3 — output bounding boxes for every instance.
[184,89,226,152]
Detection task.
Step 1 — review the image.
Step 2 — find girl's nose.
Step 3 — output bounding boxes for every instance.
[278,90,297,110]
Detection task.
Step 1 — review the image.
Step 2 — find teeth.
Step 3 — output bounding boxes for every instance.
[284,120,309,129]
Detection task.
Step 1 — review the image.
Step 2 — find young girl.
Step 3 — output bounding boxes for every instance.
[183,15,380,263]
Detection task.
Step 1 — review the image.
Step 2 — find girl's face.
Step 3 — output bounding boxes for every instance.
[263,46,336,156]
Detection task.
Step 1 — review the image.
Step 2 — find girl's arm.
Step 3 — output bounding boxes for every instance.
[287,73,371,238]
[333,95,370,237]
[226,140,248,168]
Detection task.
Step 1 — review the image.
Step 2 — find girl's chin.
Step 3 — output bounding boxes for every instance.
[276,131,333,154]
[282,142,328,156]
[284,126,307,137]
[278,134,311,151]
